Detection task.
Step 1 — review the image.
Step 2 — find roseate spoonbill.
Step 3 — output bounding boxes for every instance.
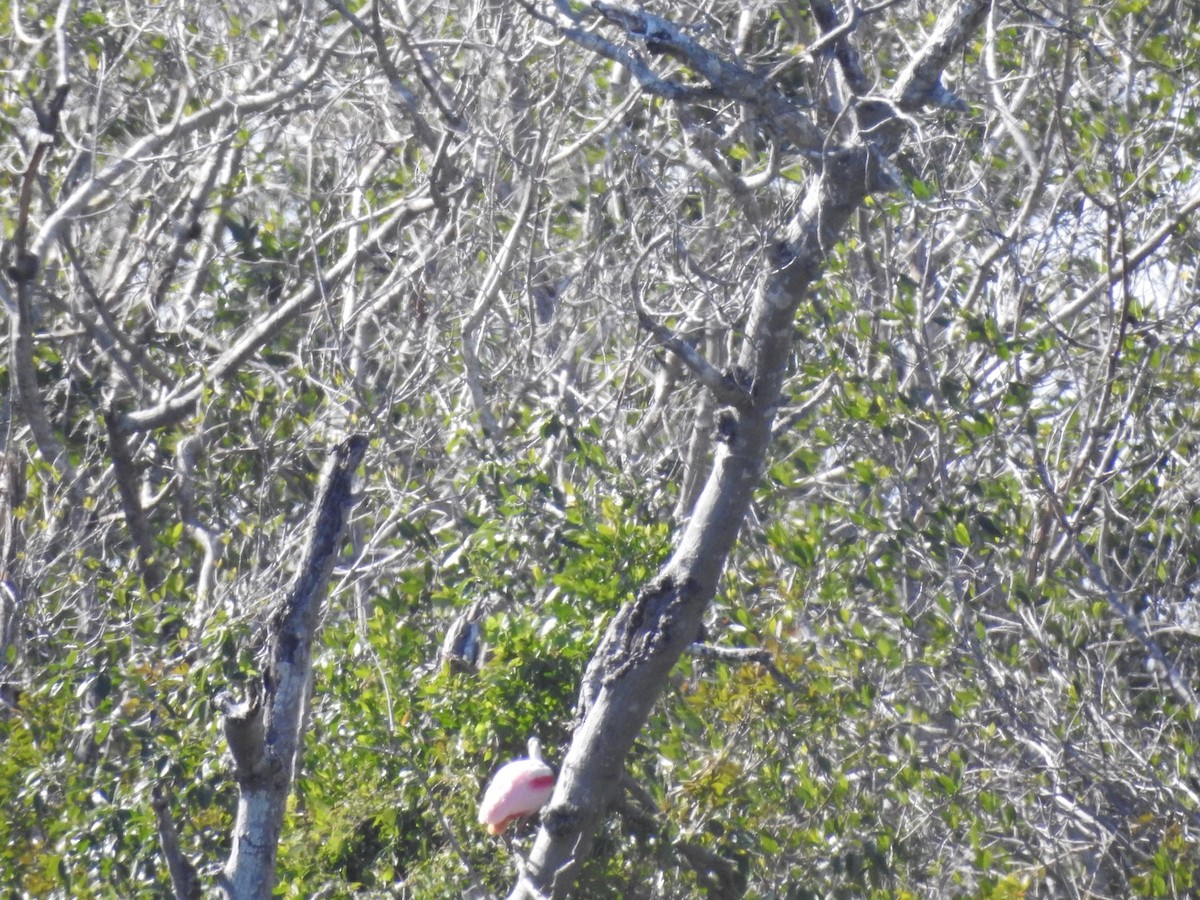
[478,738,555,835]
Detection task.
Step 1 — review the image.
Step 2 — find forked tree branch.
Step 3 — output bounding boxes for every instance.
[509,3,992,897]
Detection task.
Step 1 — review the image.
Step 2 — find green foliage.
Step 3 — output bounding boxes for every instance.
[0,604,240,897]
[4,0,1200,897]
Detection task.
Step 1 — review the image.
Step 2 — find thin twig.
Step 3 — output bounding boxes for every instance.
[687,642,798,691]
[629,237,752,409]
[1028,435,1200,716]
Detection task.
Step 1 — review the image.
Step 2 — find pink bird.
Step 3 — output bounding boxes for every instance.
[478,739,556,835]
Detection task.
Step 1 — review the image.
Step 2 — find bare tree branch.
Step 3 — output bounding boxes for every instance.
[894,0,989,111]
[28,25,356,264]
[1028,435,1200,716]
[114,197,437,435]
[634,309,752,409]
[584,2,825,151]
[511,4,993,895]
[686,641,798,691]
[151,783,202,900]
[6,74,77,492]
[104,411,161,590]
[220,435,368,899]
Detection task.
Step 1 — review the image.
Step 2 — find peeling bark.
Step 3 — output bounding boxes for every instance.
[219,435,368,900]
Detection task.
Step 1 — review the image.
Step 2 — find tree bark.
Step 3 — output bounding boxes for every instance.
[152,783,202,900]
[519,151,864,900]
[219,434,368,899]
[513,3,989,896]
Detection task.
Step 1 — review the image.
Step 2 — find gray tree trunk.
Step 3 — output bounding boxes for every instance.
[512,3,989,896]
[219,435,368,899]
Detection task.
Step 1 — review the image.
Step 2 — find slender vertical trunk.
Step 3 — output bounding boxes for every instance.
[220,436,367,899]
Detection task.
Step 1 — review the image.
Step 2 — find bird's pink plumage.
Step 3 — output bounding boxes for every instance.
[478,757,556,834]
